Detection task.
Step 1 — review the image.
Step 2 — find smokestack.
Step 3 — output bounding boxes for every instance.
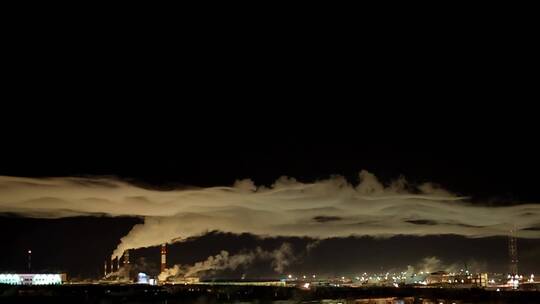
[160,243,167,273]
[111,257,116,272]
[117,256,121,271]
[27,250,32,272]
[122,250,131,281]
[104,260,108,277]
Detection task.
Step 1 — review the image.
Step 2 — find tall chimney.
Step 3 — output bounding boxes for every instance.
[160,243,167,273]
[104,260,108,277]
[124,250,130,265]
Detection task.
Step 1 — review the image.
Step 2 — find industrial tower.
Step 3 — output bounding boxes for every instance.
[124,250,130,265]
[509,226,518,275]
[160,243,167,273]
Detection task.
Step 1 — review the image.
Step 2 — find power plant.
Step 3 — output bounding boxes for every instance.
[92,238,537,291]
[0,240,538,301]
[3,236,536,291]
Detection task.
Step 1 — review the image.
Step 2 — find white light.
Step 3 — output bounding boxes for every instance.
[28,250,32,254]
[288,274,292,279]
[303,283,310,289]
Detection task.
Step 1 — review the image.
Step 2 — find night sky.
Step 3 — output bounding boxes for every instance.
[1,131,539,279]
[1,9,537,284]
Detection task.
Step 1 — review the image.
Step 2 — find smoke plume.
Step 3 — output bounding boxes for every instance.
[1,171,539,259]
[158,243,294,281]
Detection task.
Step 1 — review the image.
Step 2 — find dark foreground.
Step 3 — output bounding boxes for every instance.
[1,284,540,304]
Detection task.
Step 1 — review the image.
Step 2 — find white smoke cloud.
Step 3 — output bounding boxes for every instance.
[1,171,540,259]
[158,243,294,281]
[158,264,182,281]
[306,240,322,253]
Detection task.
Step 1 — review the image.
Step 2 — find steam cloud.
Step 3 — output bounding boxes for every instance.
[1,171,539,259]
[158,243,294,281]
[409,256,486,274]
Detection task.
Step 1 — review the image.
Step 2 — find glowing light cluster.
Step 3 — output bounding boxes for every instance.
[0,274,62,285]
[0,274,21,285]
[137,272,149,284]
[32,274,62,285]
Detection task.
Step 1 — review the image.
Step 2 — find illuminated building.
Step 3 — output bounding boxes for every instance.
[426,271,488,287]
[0,273,66,285]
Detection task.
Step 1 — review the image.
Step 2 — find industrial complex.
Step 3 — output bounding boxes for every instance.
[99,238,539,292]
[2,235,539,293]
[1,238,539,304]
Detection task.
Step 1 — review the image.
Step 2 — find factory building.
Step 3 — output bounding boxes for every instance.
[426,271,488,287]
[0,273,66,285]
[0,250,67,285]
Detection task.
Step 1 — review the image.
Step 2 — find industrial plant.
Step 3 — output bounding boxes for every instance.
[2,231,539,293]
[78,233,540,293]
[1,231,539,304]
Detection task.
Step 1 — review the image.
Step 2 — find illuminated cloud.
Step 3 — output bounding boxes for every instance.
[1,171,539,259]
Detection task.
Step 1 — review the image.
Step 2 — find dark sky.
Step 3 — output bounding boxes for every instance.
[1,31,538,278]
